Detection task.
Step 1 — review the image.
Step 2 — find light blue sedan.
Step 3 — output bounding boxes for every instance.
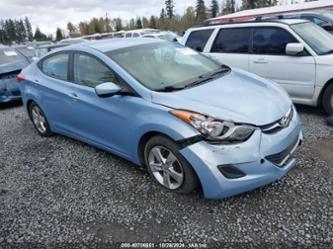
[19,39,302,199]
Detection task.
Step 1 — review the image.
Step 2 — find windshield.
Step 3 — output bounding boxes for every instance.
[291,22,333,55]
[0,48,26,65]
[107,42,223,91]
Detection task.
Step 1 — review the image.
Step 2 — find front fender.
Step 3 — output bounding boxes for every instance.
[129,110,200,165]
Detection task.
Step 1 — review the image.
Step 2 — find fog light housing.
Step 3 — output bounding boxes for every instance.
[218,165,246,179]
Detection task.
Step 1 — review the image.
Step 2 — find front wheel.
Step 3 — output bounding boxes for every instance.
[322,84,333,115]
[144,135,199,194]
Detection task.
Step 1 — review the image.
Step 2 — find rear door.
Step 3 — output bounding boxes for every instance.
[249,26,316,99]
[36,52,73,131]
[205,27,251,70]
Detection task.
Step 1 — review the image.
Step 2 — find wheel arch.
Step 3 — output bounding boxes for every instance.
[318,78,333,107]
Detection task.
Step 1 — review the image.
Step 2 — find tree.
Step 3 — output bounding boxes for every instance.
[223,0,235,14]
[67,22,77,37]
[211,0,219,18]
[241,0,277,10]
[142,17,149,28]
[24,17,33,41]
[196,0,206,22]
[55,27,64,41]
[34,27,47,41]
[16,19,26,43]
[114,18,123,31]
[136,18,143,29]
[149,16,157,29]
[160,8,166,20]
[165,0,175,19]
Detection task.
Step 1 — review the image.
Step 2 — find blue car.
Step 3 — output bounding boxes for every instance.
[19,39,302,199]
[0,46,30,103]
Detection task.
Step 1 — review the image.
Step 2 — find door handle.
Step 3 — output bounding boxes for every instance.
[253,58,268,64]
[68,93,80,100]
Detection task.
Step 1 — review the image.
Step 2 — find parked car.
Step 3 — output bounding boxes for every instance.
[142,31,181,42]
[182,19,333,114]
[34,44,68,58]
[257,10,333,33]
[123,29,159,38]
[19,39,302,199]
[0,46,30,103]
[58,38,89,45]
[13,45,36,61]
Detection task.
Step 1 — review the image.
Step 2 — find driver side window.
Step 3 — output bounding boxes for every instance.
[73,53,119,87]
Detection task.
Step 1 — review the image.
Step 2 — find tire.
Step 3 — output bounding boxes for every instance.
[144,135,199,194]
[28,102,53,137]
[322,83,333,115]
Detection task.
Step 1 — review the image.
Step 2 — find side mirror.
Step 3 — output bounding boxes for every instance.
[286,43,304,56]
[95,82,122,97]
[322,23,333,32]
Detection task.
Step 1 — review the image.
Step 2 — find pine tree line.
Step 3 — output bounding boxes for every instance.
[1,0,279,44]
[0,17,53,45]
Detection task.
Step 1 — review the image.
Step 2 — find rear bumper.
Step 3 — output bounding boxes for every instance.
[180,107,302,199]
[0,80,21,103]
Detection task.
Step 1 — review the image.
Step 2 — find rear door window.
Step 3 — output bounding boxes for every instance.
[185,29,214,52]
[41,53,69,81]
[253,27,298,55]
[211,28,251,54]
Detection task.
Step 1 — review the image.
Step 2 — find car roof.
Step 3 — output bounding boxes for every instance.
[72,38,164,53]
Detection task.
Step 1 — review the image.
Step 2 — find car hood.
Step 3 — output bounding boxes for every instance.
[151,69,292,126]
[0,60,30,74]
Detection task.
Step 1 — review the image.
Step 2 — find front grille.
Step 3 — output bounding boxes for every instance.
[265,136,300,167]
[261,107,294,134]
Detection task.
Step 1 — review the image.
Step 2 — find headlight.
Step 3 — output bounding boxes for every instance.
[170,110,255,142]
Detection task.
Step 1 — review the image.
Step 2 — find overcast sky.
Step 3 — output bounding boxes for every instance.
[0,0,220,35]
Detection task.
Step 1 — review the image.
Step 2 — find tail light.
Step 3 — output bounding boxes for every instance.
[17,73,25,82]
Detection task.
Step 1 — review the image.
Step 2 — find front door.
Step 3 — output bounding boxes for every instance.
[249,27,316,99]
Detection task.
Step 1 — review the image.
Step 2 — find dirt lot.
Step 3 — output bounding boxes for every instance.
[0,102,332,248]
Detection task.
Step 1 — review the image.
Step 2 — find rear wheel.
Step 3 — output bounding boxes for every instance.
[28,102,52,137]
[144,135,199,194]
[322,84,333,115]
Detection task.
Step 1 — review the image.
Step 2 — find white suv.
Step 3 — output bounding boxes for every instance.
[181,19,333,114]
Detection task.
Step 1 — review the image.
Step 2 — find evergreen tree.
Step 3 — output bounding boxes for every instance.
[196,0,206,22]
[114,18,123,31]
[34,27,47,41]
[55,27,64,41]
[241,0,277,10]
[24,17,33,41]
[16,19,26,43]
[136,18,143,29]
[223,0,235,14]
[160,8,166,20]
[149,16,157,29]
[211,0,219,18]
[165,0,175,19]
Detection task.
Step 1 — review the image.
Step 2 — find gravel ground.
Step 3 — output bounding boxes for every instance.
[0,102,332,248]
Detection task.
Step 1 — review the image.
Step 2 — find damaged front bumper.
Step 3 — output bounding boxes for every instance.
[180,107,303,199]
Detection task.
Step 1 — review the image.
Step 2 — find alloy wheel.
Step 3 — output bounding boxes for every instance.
[31,105,47,134]
[148,146,184,190]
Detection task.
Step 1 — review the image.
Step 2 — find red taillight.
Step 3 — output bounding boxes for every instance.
[17,73,25,82]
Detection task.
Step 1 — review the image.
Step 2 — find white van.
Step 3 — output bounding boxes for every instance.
[181,19,333,114]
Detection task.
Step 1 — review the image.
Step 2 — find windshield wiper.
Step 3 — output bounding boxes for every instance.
[157,85,186,92]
